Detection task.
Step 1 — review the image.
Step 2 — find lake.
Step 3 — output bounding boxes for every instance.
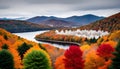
[13,30,69,49]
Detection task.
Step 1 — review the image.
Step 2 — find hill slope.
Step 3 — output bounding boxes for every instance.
[0,20,53,33]
[77,12,120,32]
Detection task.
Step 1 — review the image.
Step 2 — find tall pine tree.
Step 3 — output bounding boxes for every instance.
[109,40,120,69]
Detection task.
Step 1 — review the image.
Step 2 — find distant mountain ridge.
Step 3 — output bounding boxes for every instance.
[64,14,104,25]
[39,19,77,27]
[0,20,54,33]
[76,12,120,32]
[27,14,104,26]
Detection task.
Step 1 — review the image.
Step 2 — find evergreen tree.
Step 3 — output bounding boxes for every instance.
[23,50,52,69]
[38,43,47,52]
[90,37,97,43]
[17,42,31,59]
[2,44,8,49]
[109,40,120,69]
[3,35,8,40]
[0,49,14,69]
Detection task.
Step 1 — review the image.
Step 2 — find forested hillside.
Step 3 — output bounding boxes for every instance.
[76,12,120,32]
[0,20,54,33]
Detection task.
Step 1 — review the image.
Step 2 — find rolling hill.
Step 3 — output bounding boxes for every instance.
[0,20,54,33]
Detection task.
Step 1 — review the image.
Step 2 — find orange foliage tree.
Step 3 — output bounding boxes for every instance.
[55,55,65,69]
[84,50,105,69]
[9,48,22,69]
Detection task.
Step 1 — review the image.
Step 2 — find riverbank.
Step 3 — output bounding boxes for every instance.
[35,38,80,46]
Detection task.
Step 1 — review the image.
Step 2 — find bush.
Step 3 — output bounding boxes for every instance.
[0,49,14,69]
[23,49,52,69]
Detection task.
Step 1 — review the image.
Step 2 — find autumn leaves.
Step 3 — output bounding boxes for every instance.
[55,43,118,69]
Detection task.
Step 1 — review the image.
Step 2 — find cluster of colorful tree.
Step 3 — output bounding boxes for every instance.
[0,28,52,69]
[55,40,120,69]
[35,30,99,44]
[0,28,120,69]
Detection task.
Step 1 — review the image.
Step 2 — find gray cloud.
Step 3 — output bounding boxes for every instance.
[25,0,81,4]
[71,0,120,11]
[0,0,120,17]
[0,6,10,9]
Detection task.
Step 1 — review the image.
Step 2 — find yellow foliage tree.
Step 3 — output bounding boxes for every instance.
[109,30,120,41]
[80,44,91,51]
[84,50,105,69]
[80,44,91,58]
[103,40,117,48]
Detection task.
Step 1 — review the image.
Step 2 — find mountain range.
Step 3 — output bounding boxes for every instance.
[27,14,104,26]
[1,13,119,33]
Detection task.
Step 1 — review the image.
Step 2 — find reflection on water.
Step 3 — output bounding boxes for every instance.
[13,30,69,49]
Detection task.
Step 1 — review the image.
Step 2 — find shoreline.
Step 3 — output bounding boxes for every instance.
[35,38,80,46]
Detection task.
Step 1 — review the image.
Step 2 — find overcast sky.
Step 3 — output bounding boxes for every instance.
[0,0,120,18]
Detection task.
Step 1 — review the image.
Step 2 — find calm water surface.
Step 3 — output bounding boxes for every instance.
[13,30,69,49]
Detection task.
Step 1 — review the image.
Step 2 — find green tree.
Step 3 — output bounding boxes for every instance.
[90,37,97,43]
[0,49,14,69]
[38,43,47,52]
[17,42,31,59]
[109,40,120,69]
[2,44,8,49]
[3,34,8,40]
[23,50,52,69]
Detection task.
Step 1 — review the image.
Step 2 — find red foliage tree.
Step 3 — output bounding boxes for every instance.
[97,44,114,61]
[64,45,84,69]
